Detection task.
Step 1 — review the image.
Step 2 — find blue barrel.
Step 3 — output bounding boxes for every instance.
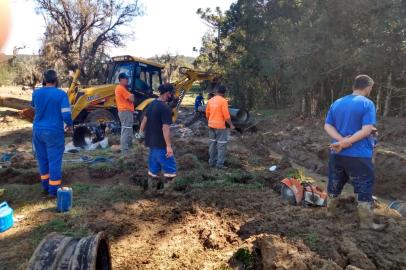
[57,187,72,212]
[0,202,14,232]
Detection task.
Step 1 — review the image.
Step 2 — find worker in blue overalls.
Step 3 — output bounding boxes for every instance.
[194,92,205,114]
[32,69,73,197]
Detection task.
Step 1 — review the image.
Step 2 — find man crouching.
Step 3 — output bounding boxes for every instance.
[139,83,177,194]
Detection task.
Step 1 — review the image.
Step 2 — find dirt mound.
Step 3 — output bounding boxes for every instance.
[374,151,406,200]
[244,116,406,200]
[379,117,406,145]
[0,167,38,184]
[177,153,202,169]
[253,234,342,270]
[88,163,119,178]
[174,138,209,162]
[10,152,36,169]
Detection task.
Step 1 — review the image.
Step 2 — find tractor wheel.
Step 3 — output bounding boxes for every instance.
[85,109,117,124]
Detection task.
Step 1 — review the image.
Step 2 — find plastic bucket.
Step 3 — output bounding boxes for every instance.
[57,187,72,212]
[0,201,13,233]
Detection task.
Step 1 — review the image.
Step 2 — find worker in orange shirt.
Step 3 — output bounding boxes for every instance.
[205,85,235,168]
[115,73,135,152]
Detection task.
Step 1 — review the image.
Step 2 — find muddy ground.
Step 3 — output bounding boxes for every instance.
[0,92,406,269]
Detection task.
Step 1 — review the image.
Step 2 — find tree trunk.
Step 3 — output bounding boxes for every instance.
[301,95,306,116]
[376,84,382,116]
[310,86,320,117]
[383,72,392,117]
[398,97,406,117]
[330,88,334,104]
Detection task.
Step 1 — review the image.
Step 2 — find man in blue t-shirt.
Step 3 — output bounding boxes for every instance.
[138,83,177,194]
[32,69,73,197]
[324,74,385,231]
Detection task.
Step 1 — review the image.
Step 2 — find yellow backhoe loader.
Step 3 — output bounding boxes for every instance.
[67,55,218,127]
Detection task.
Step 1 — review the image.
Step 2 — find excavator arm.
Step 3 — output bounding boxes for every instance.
[67,69,81,105]
[170,67,220,121]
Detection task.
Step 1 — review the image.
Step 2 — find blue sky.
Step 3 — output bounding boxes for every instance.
[2,0,235,57]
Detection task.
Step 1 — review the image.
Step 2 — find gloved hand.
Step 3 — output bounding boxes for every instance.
[134,131,145,142]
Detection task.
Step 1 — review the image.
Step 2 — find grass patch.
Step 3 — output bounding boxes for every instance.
[0,184,44,207]
[224,170,254,184]
[63,161,88,170]
[303,232,320,251]
[29,218,90,247]
[234,247,255,270]
[175,169,264,190]
[88,162,114,170]
[285,168,314,182]
[191,178,263,190]
[173,177,194,191]
[0,182,139,212]
[72,183,138,206]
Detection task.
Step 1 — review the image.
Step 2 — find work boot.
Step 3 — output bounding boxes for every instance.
[357,202,387,231]
[326,195,340,217]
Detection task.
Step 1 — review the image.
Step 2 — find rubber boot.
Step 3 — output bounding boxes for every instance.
[156,180,165,195]
[163,177,175,191]
[143,176,156,192]
[358,202,387,231]
[155,177,175,195]
[326,195,340,217]
[40,180,49,195]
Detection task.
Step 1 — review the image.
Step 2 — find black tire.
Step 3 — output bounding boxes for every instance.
[85,109,117,124]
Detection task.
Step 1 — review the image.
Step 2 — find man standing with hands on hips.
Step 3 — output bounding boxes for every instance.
[324,74,386,231]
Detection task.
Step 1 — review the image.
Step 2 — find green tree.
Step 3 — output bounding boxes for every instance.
[35,0,142,84]
[196,0,406,115]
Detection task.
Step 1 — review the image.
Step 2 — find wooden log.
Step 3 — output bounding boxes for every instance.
[0,97,31,110]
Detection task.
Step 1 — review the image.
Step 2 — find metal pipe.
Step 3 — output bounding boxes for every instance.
[197,105,250,124]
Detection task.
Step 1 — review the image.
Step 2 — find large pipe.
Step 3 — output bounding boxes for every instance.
[27,232,111,270]
[197,105,250,125]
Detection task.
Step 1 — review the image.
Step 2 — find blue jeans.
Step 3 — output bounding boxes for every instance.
[148,148,177,177]
[328,154,374,202]
[33,129,65,195]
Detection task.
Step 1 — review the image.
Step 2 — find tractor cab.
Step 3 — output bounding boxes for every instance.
[107,55,164,107]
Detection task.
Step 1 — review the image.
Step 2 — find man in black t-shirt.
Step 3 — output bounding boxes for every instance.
[139,83,177,193]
